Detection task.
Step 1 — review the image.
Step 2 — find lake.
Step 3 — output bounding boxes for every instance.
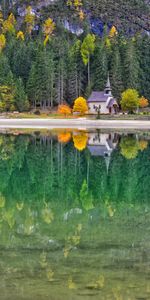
[0,129,150,300]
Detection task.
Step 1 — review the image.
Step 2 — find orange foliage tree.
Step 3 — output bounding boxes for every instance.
[73,97,88,115]
[139,96,149,108]
[58,132,72,143]
[138,140,148,151]
[58,104,72,117]
[73,132,88,151]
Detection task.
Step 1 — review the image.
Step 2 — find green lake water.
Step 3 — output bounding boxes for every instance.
[0,129,150,300]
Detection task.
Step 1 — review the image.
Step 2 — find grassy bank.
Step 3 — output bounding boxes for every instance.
[1,112,150,120]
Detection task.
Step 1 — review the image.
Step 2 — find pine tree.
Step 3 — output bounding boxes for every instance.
[136,35,150,100]
[27,48,56,109]
[15,78,29,112]
[91,40,108,91]
[123,39,140,91]
[67,39,85,104]
[110,44,124,100]
[54,38,68,105]
[0,53,11,85]
[10,41,36,86]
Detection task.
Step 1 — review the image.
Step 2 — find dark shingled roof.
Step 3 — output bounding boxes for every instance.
[87,91,109,103]
[87,145,109,156]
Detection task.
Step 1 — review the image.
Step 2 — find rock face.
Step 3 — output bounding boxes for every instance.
[2,0,150,33]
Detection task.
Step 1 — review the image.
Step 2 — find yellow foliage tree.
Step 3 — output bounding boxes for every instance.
[0,85,15,112]
[79,9,84,21]
[44,35,49,47]
[42,207,54,224]
[25,6,35,35]
[138,140,148,151]
[43,18,55,45]
[73,97,88,114]
[43,18,55,36]
[0,11,3,28]
[0,34,6,52]
[120,136,139,160]
[109,26,118,38]
[105,37,111,48]
[74,0,83,10]
[17,31,25,41]
[67,0,83,10]
[3,13,16,34]
[73,132,88,151]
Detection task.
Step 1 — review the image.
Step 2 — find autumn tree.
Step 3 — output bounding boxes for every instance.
[24,6,35,35]
[138,140,148,151]
[73,96,88,114]
[120,136,139,160]
[80,180,94,210]
[0,85,15,112]
[81,34,95,86]
[43,18,55,46]
[120,89,139,113]
[67,0,83,10]
[139,96,149,108]
[0,34,6,52]
[109,26,118,38]
[58,104,72,117]
[2,13,16,34]
[73,132,88,151]
[0,11,3,30]
[58,131,71,143]
[17,31,25,41]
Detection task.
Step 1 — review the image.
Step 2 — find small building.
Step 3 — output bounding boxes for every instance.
[87,132,118,170]
[87,75,118,114]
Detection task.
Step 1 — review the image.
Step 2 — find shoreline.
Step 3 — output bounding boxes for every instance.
[0,118,150,129]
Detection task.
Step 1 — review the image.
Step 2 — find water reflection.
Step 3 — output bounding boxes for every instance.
[0,130,150,299]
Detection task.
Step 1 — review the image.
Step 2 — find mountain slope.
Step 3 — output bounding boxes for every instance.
[1,0,150,33]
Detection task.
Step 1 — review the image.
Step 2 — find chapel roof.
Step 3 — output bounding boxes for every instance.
[87,91,109,103]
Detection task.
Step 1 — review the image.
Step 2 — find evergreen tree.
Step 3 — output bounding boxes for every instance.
[27,48,55,108]
[0,53,11,85]
[54,38,68,105]
[67,39,85,104]
[123,39,140,91]
[136,35,150,100]
[110,43,124,100]
[10,41,36,86]
[15,78,29,112]
[91,39,108,91]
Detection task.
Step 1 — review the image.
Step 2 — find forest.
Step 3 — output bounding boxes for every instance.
[0,132,150,204]
[0,0,149,111]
